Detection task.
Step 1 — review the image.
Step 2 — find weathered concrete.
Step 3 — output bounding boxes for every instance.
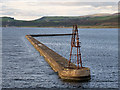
[25,35,90,81]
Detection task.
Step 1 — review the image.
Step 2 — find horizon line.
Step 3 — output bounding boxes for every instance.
[1,12,118,21]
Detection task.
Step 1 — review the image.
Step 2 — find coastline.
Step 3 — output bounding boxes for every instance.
[1,26,119,28]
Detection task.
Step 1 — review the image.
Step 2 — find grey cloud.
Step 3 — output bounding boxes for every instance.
[2,6,42,17]
[28,2,117,7]
[1,3,44,17]
[2,5,21,15]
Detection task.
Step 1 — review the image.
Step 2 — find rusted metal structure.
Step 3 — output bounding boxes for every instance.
[68,25,82,69]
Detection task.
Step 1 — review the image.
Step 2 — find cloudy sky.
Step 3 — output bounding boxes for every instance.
[0,0,119,20]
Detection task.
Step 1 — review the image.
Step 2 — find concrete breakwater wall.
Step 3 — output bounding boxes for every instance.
[25,35,90,81]
[30,34,72,37]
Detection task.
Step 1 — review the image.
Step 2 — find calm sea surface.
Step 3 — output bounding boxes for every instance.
[2,27,118,88]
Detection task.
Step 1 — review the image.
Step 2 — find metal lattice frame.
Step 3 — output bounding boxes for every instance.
[68,25,82,69]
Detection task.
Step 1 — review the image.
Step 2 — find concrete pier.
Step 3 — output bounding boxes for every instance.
[25,35,90,81]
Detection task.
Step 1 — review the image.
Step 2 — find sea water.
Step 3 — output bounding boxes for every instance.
[2,27,118,88]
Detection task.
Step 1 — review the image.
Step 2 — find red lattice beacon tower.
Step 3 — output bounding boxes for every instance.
[68,25,82,69]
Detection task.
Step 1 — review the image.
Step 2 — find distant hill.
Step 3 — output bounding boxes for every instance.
[0,13,119,28]
[81,13,112,17]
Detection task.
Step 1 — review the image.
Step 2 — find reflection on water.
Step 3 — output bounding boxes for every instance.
[2,27,118,88]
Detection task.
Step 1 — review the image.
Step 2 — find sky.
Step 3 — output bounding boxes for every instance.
[0,0,119,20]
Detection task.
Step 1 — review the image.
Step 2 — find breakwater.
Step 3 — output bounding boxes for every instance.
[25,34,90,81]
[30,34,72,37]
